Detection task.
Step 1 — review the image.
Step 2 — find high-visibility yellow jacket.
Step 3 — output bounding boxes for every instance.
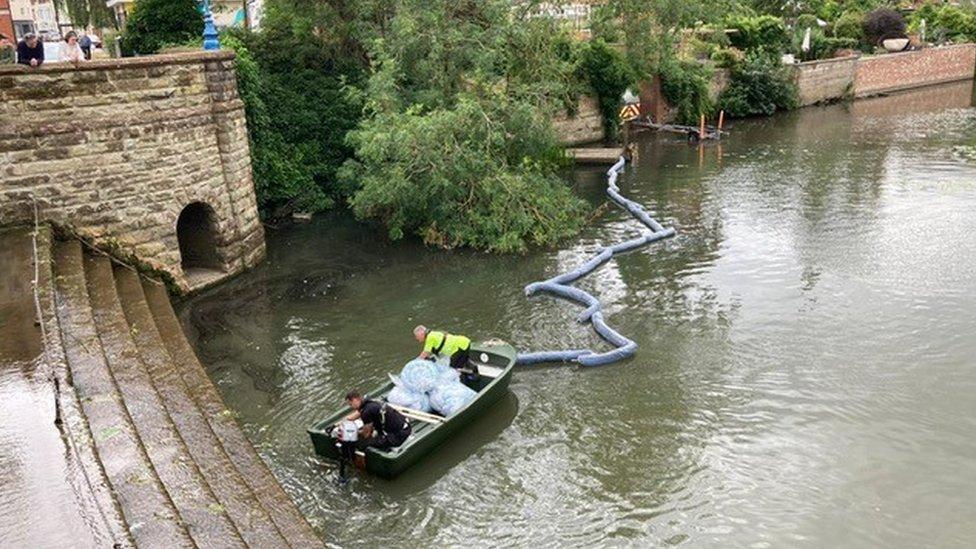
[423,331,470,357]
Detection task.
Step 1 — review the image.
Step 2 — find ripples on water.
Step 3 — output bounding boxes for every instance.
[182,81,976,547]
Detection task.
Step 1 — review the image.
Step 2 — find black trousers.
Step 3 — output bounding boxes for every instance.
[357,423,411,450]
[450,347,471,371]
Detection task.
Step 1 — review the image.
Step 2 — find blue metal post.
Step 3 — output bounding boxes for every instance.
[202,0,220,50]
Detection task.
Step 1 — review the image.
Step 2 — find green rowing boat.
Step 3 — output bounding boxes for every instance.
[307,341,517,479]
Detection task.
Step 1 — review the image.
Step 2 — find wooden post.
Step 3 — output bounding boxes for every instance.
[700,114,706,141]
[718,110,725,133]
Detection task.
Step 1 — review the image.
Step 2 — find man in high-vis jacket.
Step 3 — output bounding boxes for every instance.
[414,325,472,372]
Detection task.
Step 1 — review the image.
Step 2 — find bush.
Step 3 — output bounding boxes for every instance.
[659,58,714,125]
[727,15,792,53]
[926,6,976,43]
[718,52,798,117]
[832,11,865,42]
[578,39,636,136]
[222,21,364,217]
[122,0,201,55]
[795,13,820,32]
[590,3,623,43]
[807,32,858,60]
[818,0,888,21]
[711,47,746,69]
[863,8,906,45]
[340,92,586,252]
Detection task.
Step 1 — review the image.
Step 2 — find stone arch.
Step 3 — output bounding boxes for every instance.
[176,202,222,273]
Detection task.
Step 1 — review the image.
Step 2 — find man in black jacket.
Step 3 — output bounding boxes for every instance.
[17,33,44,67]
[344,391,412,450]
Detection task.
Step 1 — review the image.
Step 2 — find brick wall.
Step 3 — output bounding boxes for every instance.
[793,55,859,106]
[0,0,14,42]
[639,70,730,125]
[854,44,976,97]
[553,94,605,145]
[0,51,265,293]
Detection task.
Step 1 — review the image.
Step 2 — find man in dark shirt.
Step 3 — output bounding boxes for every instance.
[17,33,44,67]
[344,391,412,450]
[79,33,92,60]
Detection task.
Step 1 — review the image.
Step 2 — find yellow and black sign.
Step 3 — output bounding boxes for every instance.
[619,103,641,121]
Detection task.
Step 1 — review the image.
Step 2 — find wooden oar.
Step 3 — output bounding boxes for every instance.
[388,404,445,424]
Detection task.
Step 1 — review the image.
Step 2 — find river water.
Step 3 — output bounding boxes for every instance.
[181,81,976,548]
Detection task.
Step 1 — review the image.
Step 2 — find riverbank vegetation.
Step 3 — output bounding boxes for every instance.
[119,0,974,252]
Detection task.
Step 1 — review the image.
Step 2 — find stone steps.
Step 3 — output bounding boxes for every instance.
[12,236,324,548]
[83,254,245,548]
[142,279,323,548]
[0,228,114,548]
[114,267,292,548]
[52,240,193,548]
[33,228,132,547]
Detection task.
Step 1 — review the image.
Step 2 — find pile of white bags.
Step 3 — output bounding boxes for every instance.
[388,359,476,417]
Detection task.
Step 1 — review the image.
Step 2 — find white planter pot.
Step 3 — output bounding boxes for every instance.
[883,38,909,52]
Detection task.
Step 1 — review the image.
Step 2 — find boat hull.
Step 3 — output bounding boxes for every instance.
[308,342,517,479]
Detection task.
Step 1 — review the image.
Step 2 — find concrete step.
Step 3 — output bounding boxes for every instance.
[113,267,290,548]
[142,279,323,548]
[84,254,246,548]
[51,240,192,548]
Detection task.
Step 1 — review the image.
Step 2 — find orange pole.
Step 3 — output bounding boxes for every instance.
[700,114,706,140]
[718,110,725,132]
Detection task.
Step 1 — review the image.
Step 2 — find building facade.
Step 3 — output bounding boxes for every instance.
[30,0,59,35]
[0,0,14,40]
[8,0,32,39]
[105,0,262,31]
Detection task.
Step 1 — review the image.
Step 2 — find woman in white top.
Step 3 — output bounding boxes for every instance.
[59,31,85,63]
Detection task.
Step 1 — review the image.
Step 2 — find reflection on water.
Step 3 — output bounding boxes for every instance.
[182,81,976,547]
[0,229,103,548]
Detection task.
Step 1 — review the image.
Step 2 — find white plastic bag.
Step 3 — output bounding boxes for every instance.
[399,359,441,393]
[429,381,476,416]
[388,383,432,413]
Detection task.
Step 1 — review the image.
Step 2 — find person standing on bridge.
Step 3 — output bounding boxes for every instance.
[414,325,472,373]
[16,33,44,67]
[78,32,92,60]
[59,32,85,64]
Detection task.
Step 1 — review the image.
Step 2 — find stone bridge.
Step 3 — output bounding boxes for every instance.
[0,51,265,293]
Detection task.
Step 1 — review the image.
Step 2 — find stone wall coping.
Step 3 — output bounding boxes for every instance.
[858,42,976,62]
[0,50,236,76]
[793,43,976,70]
[794,54,860,69]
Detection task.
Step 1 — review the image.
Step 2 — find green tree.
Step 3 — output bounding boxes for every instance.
[341,90,585,252]
[591,0,751,78]
[718,51,798,117]
[58,0,115,29]
[122,0,201,54]
[833,10,866,41]
[339,0,588,252]
[578,39,636,135]
[659,58,714,124]
[726,14,792,53]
